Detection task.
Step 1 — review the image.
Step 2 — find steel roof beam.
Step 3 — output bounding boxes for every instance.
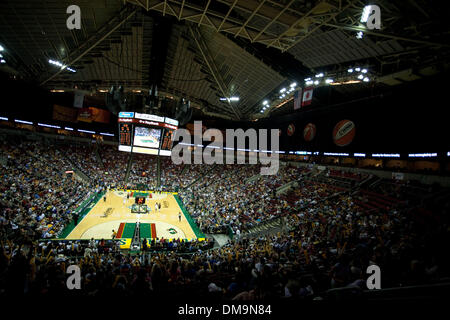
[40,6,138,86]
[188,25,241,120]
[321,22,450,48]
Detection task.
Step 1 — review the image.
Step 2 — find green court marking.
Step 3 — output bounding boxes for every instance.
[122,223,136,238]
[59,191,105,239]
[174,195,205,238]
[133,191,149,198]
[140,223,152,239]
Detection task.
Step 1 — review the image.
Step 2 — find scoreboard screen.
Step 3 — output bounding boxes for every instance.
[119,123,132,146]
[117,112,178,156]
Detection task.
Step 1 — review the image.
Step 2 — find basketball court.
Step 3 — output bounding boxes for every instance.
[64,190,203,247]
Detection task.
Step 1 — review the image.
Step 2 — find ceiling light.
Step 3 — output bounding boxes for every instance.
[280,88,286,93]
[361,69,368,73]
[263,100,268,105]
[290,82,297,87]
[363,77,370,82]
[356,31,364,39]
[325,79,334,84]
[315,73,324,78]
[348,68,354,73]
[304,78,312,81]
[355,67,361,72]
[305,80,313,86]
[49,59,64,68]
[0,59,5,64]
[314,80,319,85]
[0,45,4,51]
[358,74,364,80]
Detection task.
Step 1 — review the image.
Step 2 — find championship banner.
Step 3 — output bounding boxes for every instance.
[73,91,85,108]
[52,104,78,123]
[302,87,314,107]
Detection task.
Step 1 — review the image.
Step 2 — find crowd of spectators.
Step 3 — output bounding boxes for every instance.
[1,136,449,299]
[0,139,96,241]
[179,164,309,234]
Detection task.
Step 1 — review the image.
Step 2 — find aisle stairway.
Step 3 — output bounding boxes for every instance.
[241,217,283,239]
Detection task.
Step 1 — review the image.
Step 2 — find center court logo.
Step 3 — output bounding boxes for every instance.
[171,121,280,175]
[167,228,178,234]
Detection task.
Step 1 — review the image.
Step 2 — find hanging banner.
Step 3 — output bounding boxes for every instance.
[52,104,78,123]
[73,91,85,108]
[90,107,111,124]
[77,108,93,123]
[294,88,303,110]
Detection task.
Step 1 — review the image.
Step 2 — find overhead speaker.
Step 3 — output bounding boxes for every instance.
[175,97,192,126]
[106,85,126,115]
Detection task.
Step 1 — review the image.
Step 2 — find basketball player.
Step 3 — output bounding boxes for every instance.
[123,197,126,206]
[155,203,158,213]
[178,212,182,222]
[158,202,161,212]
[112,230,117,239]
[104,195,106,202]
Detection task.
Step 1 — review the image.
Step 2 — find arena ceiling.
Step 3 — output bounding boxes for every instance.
[0,0,448,121]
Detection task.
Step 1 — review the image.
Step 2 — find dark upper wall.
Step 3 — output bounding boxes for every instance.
[1,70,449,153]
[196,71,450,153]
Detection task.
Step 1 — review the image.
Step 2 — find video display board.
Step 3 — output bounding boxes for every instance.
[117,112,178,156]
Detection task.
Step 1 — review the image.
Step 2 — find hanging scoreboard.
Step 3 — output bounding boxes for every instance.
[117,112,178,156]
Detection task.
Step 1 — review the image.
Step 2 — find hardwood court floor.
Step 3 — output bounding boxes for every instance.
[65,190,197,240]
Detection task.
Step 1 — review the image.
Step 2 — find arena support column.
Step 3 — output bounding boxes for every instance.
[157,155,161,188]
